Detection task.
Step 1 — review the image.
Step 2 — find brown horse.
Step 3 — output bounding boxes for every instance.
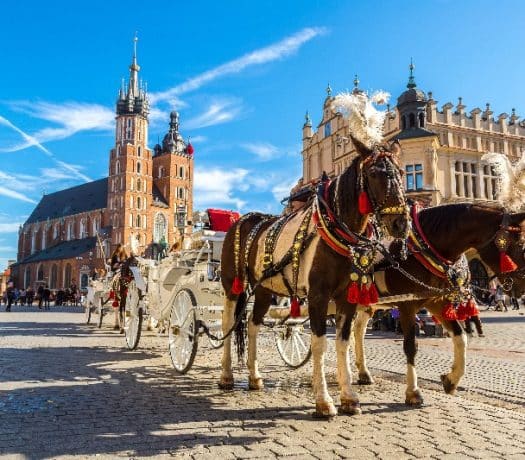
[352,203,525,405]
[220,139,410,417]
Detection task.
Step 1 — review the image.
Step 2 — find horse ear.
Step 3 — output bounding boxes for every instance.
[350,136,372,157]
[389,140,402,158]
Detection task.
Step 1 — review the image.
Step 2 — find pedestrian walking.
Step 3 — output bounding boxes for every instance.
[43,286,51,310]
[37,284,44,309]
[26,287,34,306]
[5,279,15,312]
[495,285,507,311]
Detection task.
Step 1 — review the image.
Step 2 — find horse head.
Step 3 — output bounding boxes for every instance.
[352,137,410,240]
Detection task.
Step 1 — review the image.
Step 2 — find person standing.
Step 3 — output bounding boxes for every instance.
[26,287,34,306]
[37,284,44,309]
[43,285,51,310]
[5,279,14,312]
[495,285,507,312]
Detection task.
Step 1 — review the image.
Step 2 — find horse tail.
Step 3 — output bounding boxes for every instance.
[234,291,248,362]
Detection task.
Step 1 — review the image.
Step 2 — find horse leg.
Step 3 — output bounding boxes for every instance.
[219,298,237,389]
[333,294,360,415]
[309,292,336,418]
[247,287,272,390]
[399,303,423,406]
[353,308,375,385]
[426,302,467,394]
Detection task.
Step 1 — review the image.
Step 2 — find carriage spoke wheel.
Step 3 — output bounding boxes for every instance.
[124,280,142,350]
[275,321,312,368]
[168,289,198,374]
[97,297,105,328]
[84,300,92,324]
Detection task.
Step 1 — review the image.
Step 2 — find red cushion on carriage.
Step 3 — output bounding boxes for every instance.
[207,208,240,232]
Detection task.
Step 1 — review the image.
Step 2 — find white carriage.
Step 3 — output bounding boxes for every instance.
[122,226,313,373]
[84,270,118,328]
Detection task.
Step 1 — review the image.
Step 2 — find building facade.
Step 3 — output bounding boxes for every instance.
[301,67,525,290]
[12,41,194,291]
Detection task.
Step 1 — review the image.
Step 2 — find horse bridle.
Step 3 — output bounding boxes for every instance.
[360,149,410,218]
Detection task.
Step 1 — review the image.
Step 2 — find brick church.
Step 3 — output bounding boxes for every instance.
[12,39,194,291]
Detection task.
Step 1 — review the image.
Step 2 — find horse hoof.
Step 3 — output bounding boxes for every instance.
[405,389,424,406]
[339,400,362,415]
[218,377,234,390]
[248,377,264,390]
[314,402,337,419]
[357,372,375,385]
[441,374,457,394]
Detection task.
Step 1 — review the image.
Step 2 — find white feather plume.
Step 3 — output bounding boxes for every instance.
[331,90,390,148]
[481,152,525,211]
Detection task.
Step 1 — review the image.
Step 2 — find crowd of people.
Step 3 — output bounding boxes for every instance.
[1,278,82,312]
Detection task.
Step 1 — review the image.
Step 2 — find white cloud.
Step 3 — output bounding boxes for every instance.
[151,27,327,103]
[0,186,37,204]
[185,99,243,129]
[0,223,21,233]
[194,167,249,210]
[272,177,301,203]
[241,142,279,161]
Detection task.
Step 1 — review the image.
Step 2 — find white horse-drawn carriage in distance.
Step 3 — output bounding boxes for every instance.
[116,209,312,373]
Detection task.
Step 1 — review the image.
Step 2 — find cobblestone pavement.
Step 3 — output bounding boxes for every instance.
[0,305,524,459]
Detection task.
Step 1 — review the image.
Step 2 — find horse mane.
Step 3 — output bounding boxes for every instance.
[418,203,503,236]
[328,155,360,219]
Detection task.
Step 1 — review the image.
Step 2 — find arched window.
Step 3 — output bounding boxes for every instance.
[153,213,167,243]
[80,219,86,238]
[178,188,185,199]
[409,113,416,128]
[137,197,141,209]
[50,264,58,289]
[67,222,74,240]
[53,224,59,239]
[179,166,184,178]
[419,112,425,128]
[115,160,121,175]
[37,264,44,281]
[402,115,407,130]
[64,264,72,288]
[41,228,46,250]
[137,162,141,174]
[138,146,142,157]
[24,266,31,289]
[137,179,142,191]
[136,215,141,228]
[31,230,37,253]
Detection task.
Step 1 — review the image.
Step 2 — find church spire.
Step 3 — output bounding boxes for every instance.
[407,58,417,89]
[128,33,140,98]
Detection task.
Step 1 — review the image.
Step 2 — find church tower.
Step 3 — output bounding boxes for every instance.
[107,36,153,254]
[152,111,194,250]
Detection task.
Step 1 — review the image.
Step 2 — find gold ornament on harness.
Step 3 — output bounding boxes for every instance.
[350,272,359,282]
[359,255,370,266]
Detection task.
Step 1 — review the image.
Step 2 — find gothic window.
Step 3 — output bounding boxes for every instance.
[126,119,132,139]
[80,219,86,238]
[324,122,331,138]
[138,146,142,157]
[53,224,59,239]
[116,161,121,175]
[92,218,99,235]
[67,222,74,240]
[31,230,36,254]
[41,228,46,249]
[64,263,72,288]
[37,264,44,281]
[409,113,416,128]
[136,215,141,228]
[24,266,31,289]
[419,112,425,128]
[50,264,58,289]
[179,166,184,178]
[405,164,423,191]
[153,213,167,243]
[137,162,141,174]
[137,197,141,209]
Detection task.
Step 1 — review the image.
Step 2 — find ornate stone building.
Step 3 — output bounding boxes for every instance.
[12,40,194,291]
[301,65,525,289]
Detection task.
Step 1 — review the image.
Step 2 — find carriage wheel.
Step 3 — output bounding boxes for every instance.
[168,289,198,374]
[84,300,92,324]
[124,280,142,350]
[207,325,224,349]
[275,321,312,368]
[97,298,105,328]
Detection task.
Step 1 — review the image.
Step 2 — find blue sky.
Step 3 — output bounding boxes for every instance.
[1,0,525,269]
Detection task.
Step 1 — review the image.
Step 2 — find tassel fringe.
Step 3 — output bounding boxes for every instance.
[231,276,244,295]
[347,281,359,304]
[500,252,518,273]
[358,191,373,215]
[290,297,301,318]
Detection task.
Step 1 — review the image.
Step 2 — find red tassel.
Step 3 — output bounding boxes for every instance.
[358,191,373,215]
[442,302,458,321]
[368,282,379,304]
[347,281,360,303]
[456,302,468,321]
[109,290,115,299]
[500,252,518,273]
[467,298,479,316]
[112,300,119,308]
[290,297,301,318]
[359,284,371,306]
[231,276,244,295]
